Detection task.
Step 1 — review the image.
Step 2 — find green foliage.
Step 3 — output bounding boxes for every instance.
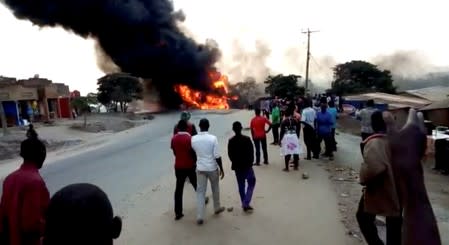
[331,60,396,95]
[264,74,304,98]
[97,73,143,112]
[70,97,94,114]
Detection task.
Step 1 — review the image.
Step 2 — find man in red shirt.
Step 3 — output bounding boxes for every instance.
[250,108,272,165]
[0,125,50,245]
[171,119,198,220]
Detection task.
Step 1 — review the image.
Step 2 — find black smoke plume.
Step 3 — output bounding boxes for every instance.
[3,0,221,108]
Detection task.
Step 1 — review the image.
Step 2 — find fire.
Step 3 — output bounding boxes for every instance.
[174,71,235,110]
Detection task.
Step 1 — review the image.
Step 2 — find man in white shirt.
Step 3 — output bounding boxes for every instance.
[191,118,225,225]
[302,99,318,160]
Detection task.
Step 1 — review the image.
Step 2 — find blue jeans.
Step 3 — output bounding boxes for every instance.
[235,168,256,208]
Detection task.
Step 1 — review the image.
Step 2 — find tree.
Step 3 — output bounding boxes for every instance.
[331,60,396,95]
[229,77,262,108]
[264,74,305,98]
[71,96,96,128]
[97,73,143,112]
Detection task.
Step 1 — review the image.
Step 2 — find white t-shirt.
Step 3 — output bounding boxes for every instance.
[302,107,317,128]
[191,132,220,171]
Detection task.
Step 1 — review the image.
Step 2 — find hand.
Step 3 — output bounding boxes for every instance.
[384,109,441,244]
[219,169,225,180]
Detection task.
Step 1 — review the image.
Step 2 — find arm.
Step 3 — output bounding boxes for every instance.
[227,139,236,164]
[247,137,254,165]
[280,121,286,142]
[265,118,272,133]
[20,181,50,240]
[171,137,176,155]
[191,124,198,136]
[213,137,224,178]
[359,139,388,185]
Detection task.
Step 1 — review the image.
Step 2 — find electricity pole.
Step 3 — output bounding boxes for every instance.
[302,29,319,94]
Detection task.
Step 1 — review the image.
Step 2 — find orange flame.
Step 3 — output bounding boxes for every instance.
[174,71,235,109]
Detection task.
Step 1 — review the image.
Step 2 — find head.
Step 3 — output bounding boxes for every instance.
[320,102,328,112]
[20,124,46,168]
[180,111,191,121]
[177,119,188,132]
[199,118,210,132]
[43,183,122,245]
[328,100,335,108]
[366,99,375,107]
[255,108,261,116]
[371,111,387,133]
[304,99,312,108]
[232,121,243,135]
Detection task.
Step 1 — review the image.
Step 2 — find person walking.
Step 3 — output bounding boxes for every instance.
[191,119,225,225]
[328,100,338,152]
[228,121,256,212]
[174,111,197,136]
[301,100,318,160]
[280,109,302,171]
[316,102,334,160]
[171,120,198,221]
[270,102,281,145]
[356,111,402,245]
[356,100,377,141]
[250,108,272,165]
[0,125,49,245]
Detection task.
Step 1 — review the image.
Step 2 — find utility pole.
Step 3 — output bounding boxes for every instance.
[302,29,319,94]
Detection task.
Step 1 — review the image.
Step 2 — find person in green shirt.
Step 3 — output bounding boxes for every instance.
[270,102,281,145]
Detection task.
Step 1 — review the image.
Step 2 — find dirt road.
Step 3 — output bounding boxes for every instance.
[116,111,358,245]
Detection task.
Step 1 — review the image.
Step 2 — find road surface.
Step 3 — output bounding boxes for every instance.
[2,110,357,245]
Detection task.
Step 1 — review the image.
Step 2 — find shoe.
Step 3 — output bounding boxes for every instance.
[313,156,319,159]
[270,142,276,145]
[263,161,269,165]
[197,219,204,225]
[175,214,184,221]
[329,156,334,161]
[282,168,289,172]
[243,206,254,212]
[205,196,209,205]
[254,163,261,166]
[306,157,312,160]
[215,207,226,215]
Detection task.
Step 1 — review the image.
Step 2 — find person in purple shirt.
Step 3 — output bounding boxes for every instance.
[315,101,334,160]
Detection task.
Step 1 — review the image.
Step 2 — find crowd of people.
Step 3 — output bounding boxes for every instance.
[0,98,441,244]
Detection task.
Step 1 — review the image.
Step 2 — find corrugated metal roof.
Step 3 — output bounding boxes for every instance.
[420,99,449,111]
[346,92,431,110]
[404,86,449,101]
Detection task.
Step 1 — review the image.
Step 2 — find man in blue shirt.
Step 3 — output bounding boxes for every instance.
[328,101,338,152]
[315,102,334,160]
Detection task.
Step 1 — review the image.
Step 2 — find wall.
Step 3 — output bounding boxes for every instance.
[425,109,449,127]
[0,85,38,101]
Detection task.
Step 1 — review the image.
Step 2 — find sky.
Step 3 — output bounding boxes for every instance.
[0,0,448,94]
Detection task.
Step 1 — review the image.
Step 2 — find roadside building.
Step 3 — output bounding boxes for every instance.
[345,92,431,127]
[0,84,39,126]
[420,99,449,127]
[401,86,449,102]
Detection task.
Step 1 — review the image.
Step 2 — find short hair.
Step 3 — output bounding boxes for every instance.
[20,124,46,167]
[371,111,386,133]
[177,119,188,132]
[366,99,375,107]
[255,108,261,115]
[328,100,335,107]
[199,118,209,131]
[232,121,242,133]
[43,183,122,245]
[180,111,191,121]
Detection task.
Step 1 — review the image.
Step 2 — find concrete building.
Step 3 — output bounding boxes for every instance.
[0,76,72,126]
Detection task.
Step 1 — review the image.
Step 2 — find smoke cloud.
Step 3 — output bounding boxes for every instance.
[218,40,272,83]
[3,0,221,108]
[373,50,436,79]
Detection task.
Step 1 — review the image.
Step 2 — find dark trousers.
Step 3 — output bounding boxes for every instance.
[235,168,256,208]
[361,132,373,141]
[303,124,317,159]
[356,195,402,245]
[272,123,280,144]
[284,154,299,170]
[331,128,337,152]
[253,137,268,164]
[174,168,197,216]
[316,133,333,157]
